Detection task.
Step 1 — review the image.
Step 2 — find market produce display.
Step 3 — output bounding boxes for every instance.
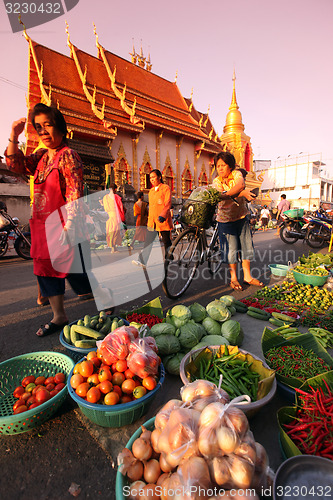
[298,251,333,268]
[294,265,329,276]
[117,381,274,499]
[127,313,163,329]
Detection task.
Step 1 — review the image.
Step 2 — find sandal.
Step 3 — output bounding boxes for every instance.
[37,299,50,307]
[36,321,68,337]
[243,278,264,287]
[230,281,243,291]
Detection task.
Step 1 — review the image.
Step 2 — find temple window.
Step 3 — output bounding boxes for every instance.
[162,155,175,192]
[114,156,130,186]
[140,162,152,191]
[181,162,193,197]
[198,167,208,187]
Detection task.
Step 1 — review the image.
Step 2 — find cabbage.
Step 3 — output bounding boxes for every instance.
[163,352,186,375]
[206,300,231,323]
[178,323,204,349]
[221,320,244,346]
[192,335,230,351]
[189,303,207,323]
[150,322,176,337]
[219,295,235,307]
[155,334,181,355]
[202,317,221,336]
[170,305,192,327]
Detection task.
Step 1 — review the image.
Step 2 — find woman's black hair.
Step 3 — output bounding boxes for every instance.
[213,151,236,171]
[150,169,163,182]
[31,103,68,143]
[111,183,117,191]
[137,191,144,198]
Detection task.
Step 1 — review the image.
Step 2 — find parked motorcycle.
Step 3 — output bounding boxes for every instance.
[304,209,332,248]
[172,208,185,239]
[279,211,309,244]
[0,208,32,259]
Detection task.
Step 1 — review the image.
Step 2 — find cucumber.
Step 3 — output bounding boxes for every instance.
[72,324,105,340]
[99,311,107,323]
[70,325,80,344]
[234,303,248,313]
[247,310,270,320]
[269,318,286,327]
[247,306,270,319]
[83,315,91,326]
[77,319,84,327]
[99,316,112,335]
[74,339,97,348]
[233,299,247,308]
[89,319,99,329]
[63,324,72,344]
[111,319,118,332]
[271,312,297,323]
[117,319,124,327]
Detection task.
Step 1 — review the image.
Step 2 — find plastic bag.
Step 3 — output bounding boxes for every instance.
[96,326,136,364]
[180,379,230,411]
[154,399,183,431]
[127,337,161,379]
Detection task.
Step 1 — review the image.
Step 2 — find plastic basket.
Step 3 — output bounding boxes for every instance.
[59,316,129,362]
[67,363,165,428]
[115,417,155,500]
[0,351,74,435]
[269,264,289,277]
[180,199,216,229]
[293,270,328,286]
[283,208,304,218]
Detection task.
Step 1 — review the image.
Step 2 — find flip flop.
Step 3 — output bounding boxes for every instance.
[244,278,264,287]
[230,281,243,291]
[37,300,50,307]
[36,321,69,337]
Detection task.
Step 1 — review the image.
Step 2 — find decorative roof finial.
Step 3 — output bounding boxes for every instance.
[18,15,29,41]
[189,88,194,112]
[204,104,210,127]
[65,20,71,47]
[174,71,178,83]
[130,38,137,64]
[93,23,98,46]
[146,48,152,72]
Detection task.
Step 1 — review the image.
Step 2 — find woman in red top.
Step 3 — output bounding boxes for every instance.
[6,103,90,336]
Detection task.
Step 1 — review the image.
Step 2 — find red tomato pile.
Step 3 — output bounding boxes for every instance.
[12,372,66,415]
[70,326,161,406]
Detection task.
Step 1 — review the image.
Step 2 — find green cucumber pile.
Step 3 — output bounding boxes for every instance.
[63,311,125,349]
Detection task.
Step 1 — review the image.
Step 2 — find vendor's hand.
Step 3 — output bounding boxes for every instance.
[59,221,75,246]
[11,118,26,139]
[158,216,166,223]
[239,188,257,202]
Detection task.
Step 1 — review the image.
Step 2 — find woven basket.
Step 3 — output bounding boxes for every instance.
[181,200,216,229]
[0,351,74,435]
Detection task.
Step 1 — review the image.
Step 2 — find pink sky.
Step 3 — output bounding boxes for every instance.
[1,0,332,173]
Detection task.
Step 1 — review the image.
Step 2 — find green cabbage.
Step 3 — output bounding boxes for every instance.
[202,317,221,336]
[155,334,181,355]
[192,336,229,351]
[163,352,186,375]
[178,323,204,349]
[221,320,244,346]
[206,300,231,323]
[168,305,192,327]
[227,305,237,316]
[189,303,207,322]
[219,295,235,307]
[150,322,176,337]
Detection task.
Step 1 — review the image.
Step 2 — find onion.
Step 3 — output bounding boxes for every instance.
[159,475,170,500]
[159,452,175,473]
[151,428,161,453]
[117,448,135,474]
[216,426,238,454]
[168,407,193,428]
[157,429,172,455]
[208,456,230,486]
[132,437,153,461]
[229,455,254,489]
[199,402,224,428]
[254,442,268,471]
[156,472,170,487]
[127,459,144,482]
[234,434,257,465]
[225,407,249,436]
[129,481,146,500]
[198,428,220,457]
[155,399,182,430]
[144,459,161,484]
[140,483,160,500]
[177,456,211,492]
[141,425,152,442]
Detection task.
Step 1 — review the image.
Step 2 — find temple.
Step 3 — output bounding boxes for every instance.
[22,24,261,198]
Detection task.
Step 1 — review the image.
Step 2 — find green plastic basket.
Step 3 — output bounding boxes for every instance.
[0,351,74,435]
[115,417,156,500]
[293,269,328,286]
[284,208,304,218]
[269,264,289,277]
[67,363,165,428]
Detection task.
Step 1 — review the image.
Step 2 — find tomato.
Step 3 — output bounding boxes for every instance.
[86,351,97,361]
[120,395,133,404]
[112,385,122,397]
[13,399,26,412]
[75,382,91,398]
[45,383,55,392]
[49,390,59,398]
[73,363,81,374]
[25,382,36,393]
[21,392,31,402]
[115,359,128,373]
[44,376,55,386]
[35,388,51,404]
[98,380,113,395]
[98,368,112,383]
[29,403,40,410]
[54,372,66,384]
[104,391,119,405]
[111,363,118,373]
[86,386,101,404]
[26,396,37,408]
[13,386,25,398]
[79,360,94,378]
[142,376,157,391]
[34,376,46,386]
[124,369,135,379]
[89,356,101,369]
[87,373,100,385]
[54,382,65,392]
[121,379,136,395]
[14,405,28,414]
[133,379,141,388]
[112,372,126,386]
[22,375,35,387]
[133,386,147,399]
[70,373,85,389]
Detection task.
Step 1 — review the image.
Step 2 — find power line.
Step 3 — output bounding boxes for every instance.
[0,76,27,91]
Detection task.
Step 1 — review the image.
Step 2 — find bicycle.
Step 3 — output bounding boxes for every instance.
[162,218,222,299]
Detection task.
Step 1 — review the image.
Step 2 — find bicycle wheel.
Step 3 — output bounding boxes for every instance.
[162,227,200,299]
[207,230,222,274]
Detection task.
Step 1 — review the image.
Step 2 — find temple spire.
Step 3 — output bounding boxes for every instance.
[223,69,244,133]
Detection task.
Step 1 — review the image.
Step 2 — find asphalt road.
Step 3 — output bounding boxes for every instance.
[0,231,314,499]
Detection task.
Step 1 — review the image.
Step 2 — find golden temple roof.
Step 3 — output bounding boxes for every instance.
[223,70,245,134]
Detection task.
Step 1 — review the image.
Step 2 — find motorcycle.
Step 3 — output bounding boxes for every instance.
[303,209,332,249]
[0,208,32,259]
[279,212,309,244]
[171,208,185,239]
